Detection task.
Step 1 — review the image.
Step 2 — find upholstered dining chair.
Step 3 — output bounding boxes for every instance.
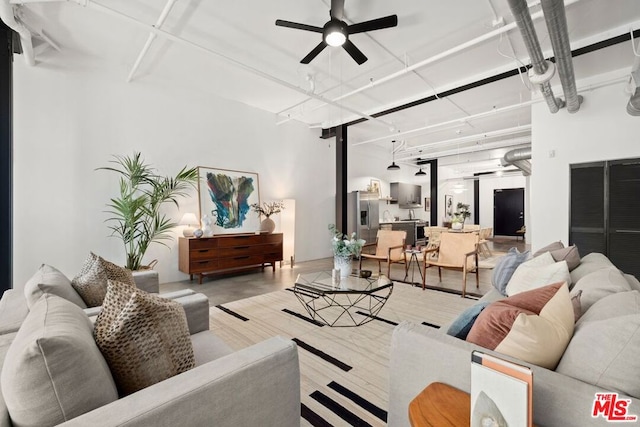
[359,230,407,278]
[421,231,480,298]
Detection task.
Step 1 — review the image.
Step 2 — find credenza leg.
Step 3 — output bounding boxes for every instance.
[198,274,203,285]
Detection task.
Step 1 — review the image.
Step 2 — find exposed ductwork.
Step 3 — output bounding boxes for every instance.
[627,54,640,116]
[506,0,564,113]
[541,0,582,113]
[502,147,532,176]
[0,1,34,65]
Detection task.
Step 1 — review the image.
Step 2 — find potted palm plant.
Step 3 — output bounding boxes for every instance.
[98,152,198,270]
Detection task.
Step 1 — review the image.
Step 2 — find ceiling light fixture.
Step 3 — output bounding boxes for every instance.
[324,21,347,46]
[415,150,426,176]
[387,140,400,170]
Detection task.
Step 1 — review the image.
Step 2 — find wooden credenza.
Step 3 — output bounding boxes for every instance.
[178,233,283,284]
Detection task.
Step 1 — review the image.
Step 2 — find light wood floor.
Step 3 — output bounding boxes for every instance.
[161,237,528,306]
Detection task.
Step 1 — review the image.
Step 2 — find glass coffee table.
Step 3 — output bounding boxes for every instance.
[293,271,393,327]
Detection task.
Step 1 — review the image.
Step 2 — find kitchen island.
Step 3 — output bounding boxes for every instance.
[380,220,428,247]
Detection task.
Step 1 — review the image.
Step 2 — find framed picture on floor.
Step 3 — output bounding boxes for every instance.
[198,167,261,235]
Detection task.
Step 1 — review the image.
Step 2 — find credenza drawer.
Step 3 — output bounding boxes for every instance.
[188,238,217,250]
[218,254,263,269]
[216,245,264,257]
[216,234,264,247]
[190,248,217,259]
[189,259,218,272]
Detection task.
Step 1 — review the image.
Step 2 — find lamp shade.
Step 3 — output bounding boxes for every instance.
[387,162,400,170]
[179,213,198,226]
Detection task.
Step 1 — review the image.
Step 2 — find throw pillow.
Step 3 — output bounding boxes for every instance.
[556,313,640,399]
[491,247,530,296]
[446,301,491,339]
[23,264,87,309]
[71,252,135,307]
[1,294,118,426]
[466,282,574,369]
[94,285,195,396]
[570,267,631,316]
[549,245,581,271]
[533,241,564,257]
[505,252,571,296]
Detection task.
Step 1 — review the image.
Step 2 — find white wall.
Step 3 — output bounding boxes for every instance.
[12,55,335,287]
[531,70,640,251]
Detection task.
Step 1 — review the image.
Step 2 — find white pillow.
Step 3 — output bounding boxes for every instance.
[506,252,571,296]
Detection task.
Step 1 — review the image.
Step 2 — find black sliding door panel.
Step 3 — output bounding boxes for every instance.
[569,164,605,256]
[608,161,640,278]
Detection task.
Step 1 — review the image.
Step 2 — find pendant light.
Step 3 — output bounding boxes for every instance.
[415,150,426,176]
[387,140,400,170]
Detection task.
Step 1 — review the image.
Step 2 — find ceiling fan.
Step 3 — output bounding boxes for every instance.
[275,0,398,65]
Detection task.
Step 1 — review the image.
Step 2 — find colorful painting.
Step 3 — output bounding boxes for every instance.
[198,167,261,234]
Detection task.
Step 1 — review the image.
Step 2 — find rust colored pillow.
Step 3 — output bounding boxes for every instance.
[466,282,574,369]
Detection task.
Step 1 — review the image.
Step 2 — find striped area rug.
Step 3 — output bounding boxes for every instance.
[209,282,477,427]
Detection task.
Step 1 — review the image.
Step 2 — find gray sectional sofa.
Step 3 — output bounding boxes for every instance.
[0,267,301,426]
[389,252,640,426]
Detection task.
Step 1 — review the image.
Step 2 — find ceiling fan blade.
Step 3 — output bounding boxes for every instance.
[342,40,367,65]
[330,0,345,20]
[348,15,398,34]
[275,19,323,33]
[301,41,328,64]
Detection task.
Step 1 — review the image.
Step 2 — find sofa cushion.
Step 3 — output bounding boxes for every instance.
[506,252,570,296]
[0,289,29,335]
[190,331,234,366]
[576,290,640,325]
[570,267,631,317]
[1,294,118,427]
[446,301,491,339]
[549,245,581,271]
[533,241,564,257]
[491,247,530,296]
[24,264,87,309]
[94,283,195,396]
[72,252,135,307]
[556,311,640,399]
[569,252,615,284]
[466,282,574,369]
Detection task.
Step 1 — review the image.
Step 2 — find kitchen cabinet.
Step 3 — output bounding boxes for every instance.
[390,183,422,208]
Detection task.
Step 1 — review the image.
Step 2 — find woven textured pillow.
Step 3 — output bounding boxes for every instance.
[71,252,135,307]
[466,282,574,369]
[94,285,195,396]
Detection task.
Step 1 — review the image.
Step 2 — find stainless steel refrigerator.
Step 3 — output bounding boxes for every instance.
[347,191,379,245]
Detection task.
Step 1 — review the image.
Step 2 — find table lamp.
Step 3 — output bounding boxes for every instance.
[179,213,199,237]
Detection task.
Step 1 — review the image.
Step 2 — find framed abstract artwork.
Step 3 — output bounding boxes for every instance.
[445,194,453,217]
[198,167,261,235]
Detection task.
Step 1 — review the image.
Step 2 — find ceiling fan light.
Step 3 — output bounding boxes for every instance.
[387,162,400,170]
[325,30,346,46]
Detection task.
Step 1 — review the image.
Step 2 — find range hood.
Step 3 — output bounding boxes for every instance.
[390,182,422,208]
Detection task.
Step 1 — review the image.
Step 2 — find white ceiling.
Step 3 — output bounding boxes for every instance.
[11,0,640,172]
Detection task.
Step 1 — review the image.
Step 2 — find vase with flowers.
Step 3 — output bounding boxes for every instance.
[250,201,285,233]
[328,224,366,278]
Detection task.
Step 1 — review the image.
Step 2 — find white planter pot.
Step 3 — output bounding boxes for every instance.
[333,255,352,278]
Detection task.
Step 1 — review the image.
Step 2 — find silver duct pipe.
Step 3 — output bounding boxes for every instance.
[502,147,532,176]
[541,0,582,113]
[0,1,34,65]
[627,59,640,116]
[506,0,564,113]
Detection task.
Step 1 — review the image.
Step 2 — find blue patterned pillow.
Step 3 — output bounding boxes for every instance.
[491,247,530,295]
[446,302,491,339]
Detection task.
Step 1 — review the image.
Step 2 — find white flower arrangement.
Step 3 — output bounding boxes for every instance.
[328,224,365,258]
